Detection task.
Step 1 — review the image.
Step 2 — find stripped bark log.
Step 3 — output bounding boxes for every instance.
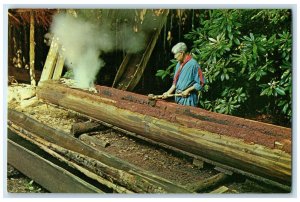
[8,109,192,193]
[36,80,292,187]
[71,122,106,137]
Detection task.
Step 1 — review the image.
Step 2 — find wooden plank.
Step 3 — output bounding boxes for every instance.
[112,10,169,91]
[112,54,132,88]
[7,137,104,193]
[39,38,59,81]
[209,186,229,194]
[52,53,65,80]
[36,81,291,186]
[8,127,131,193]
[8,109,192,193]
[125,10,169,91]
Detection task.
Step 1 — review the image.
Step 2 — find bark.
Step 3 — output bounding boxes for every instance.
[36,80,292,187]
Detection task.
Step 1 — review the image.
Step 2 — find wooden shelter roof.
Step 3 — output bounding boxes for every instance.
[8,9,57,28]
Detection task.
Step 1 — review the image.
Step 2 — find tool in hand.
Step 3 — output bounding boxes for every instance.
[147,93,183,107]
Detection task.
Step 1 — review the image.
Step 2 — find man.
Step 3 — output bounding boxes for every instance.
[162,42,205,107]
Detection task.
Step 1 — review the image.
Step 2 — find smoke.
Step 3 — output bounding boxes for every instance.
[50,14,110,88]
[50,11,160,89]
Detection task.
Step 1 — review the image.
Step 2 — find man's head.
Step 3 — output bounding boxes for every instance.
[172,42,187,62]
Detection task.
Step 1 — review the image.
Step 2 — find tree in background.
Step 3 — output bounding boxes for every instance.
[157,9,292,126]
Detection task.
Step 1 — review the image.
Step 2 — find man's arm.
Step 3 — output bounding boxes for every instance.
[162,84,176,98]
[182,85,195,97]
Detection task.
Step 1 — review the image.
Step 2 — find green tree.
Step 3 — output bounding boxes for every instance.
[157,9,292,126]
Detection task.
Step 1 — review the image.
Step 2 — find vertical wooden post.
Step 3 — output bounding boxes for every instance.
[40,37,59,82]
[29,11,36,86]
[52,53,65,80]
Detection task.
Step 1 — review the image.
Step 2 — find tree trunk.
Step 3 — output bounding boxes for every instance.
[29,11,36,86]
[36,80,291,186]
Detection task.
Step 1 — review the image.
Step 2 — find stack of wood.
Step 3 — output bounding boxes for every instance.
[36,80,291,188]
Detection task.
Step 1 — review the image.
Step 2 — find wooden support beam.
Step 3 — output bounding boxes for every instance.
[215,166,233,176]
[39,38,59,81]
[29,11,36,86]
[52,53,65,80]
[112,10,169,91]
[36,81,291,187]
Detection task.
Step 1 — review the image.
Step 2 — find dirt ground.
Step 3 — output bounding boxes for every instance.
[7,164,48,193]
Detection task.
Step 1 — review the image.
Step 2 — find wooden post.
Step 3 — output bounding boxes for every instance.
[39,38,59,82]
[29,11,36,86]
[52,53,65,80]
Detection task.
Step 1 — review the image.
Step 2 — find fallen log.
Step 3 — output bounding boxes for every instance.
[8,109,191,193]
[36,80,291,187]
[71,122,106,137]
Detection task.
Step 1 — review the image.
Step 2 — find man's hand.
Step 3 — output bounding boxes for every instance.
[162,92,169,99]
[181,89,190,97]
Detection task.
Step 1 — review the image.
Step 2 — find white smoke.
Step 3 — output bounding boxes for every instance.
[50,13,147,89]
[50,14,110,88]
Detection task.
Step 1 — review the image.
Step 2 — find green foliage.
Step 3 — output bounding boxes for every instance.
[157,9,292,125]
[155,59,177,80]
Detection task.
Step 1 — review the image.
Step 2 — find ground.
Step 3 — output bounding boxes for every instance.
[7,164,48,193]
